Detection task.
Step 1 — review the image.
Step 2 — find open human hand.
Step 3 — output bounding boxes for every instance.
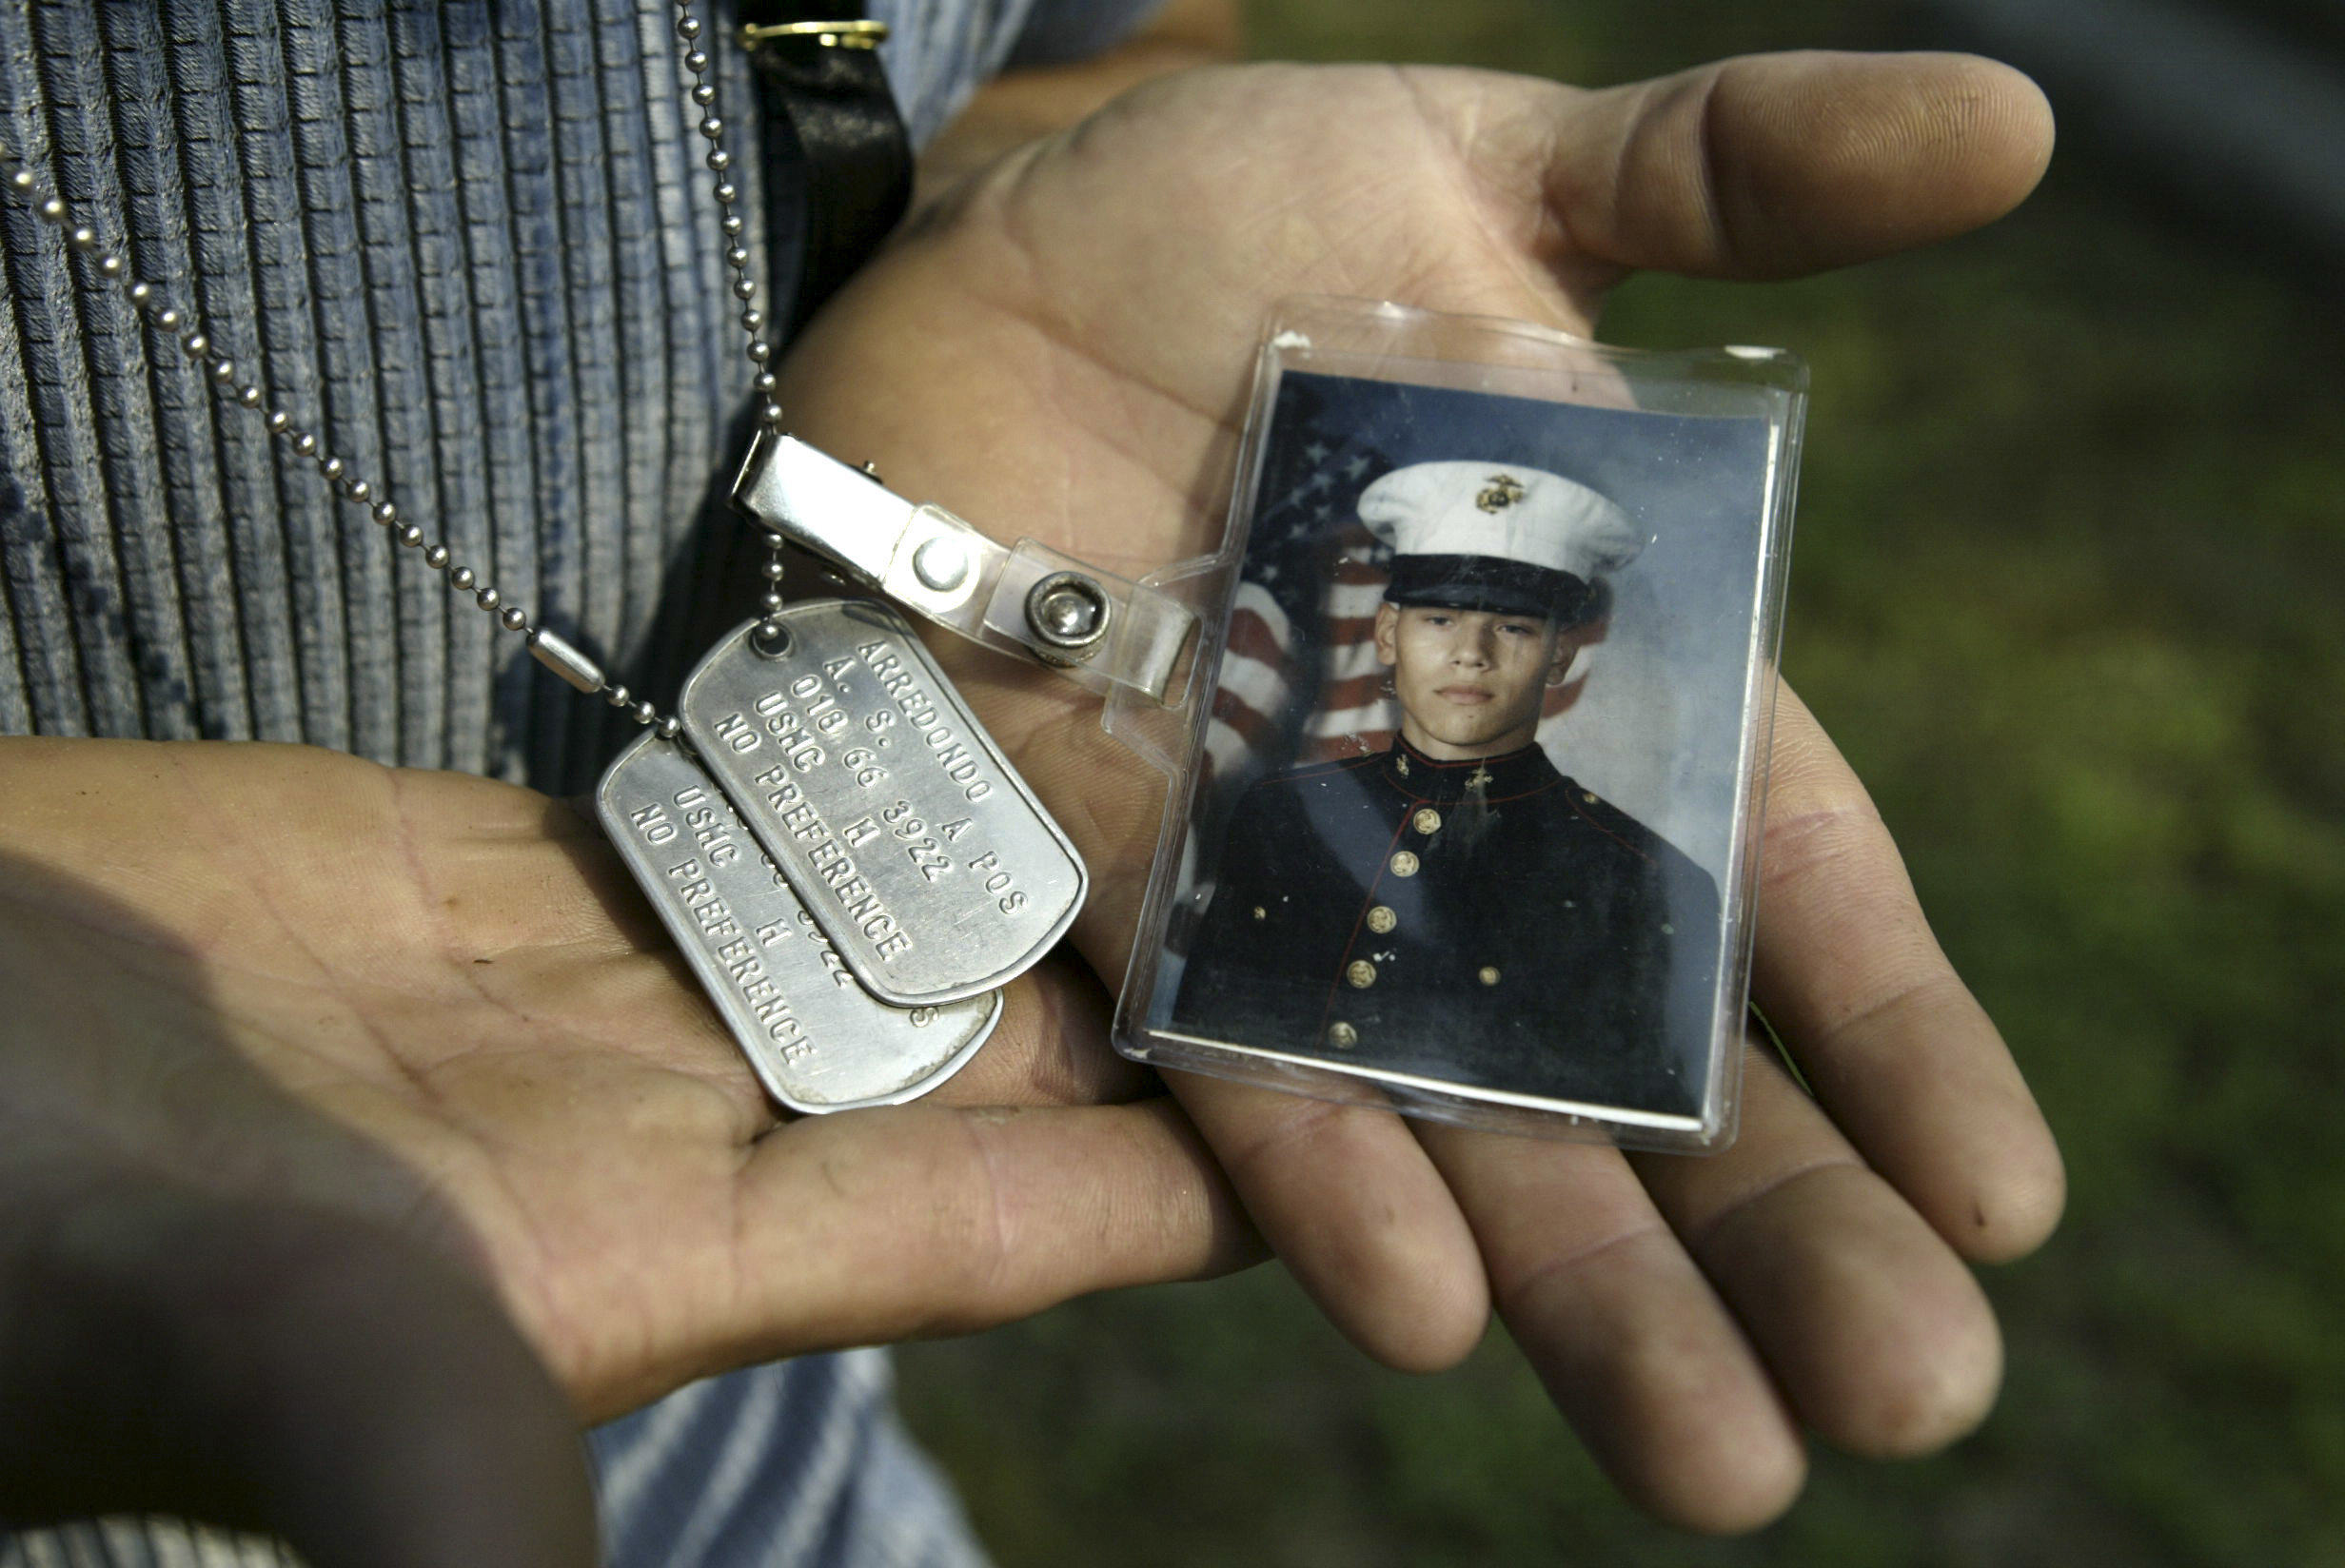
[0,738,1250,1565]
[774,52,2068,1530]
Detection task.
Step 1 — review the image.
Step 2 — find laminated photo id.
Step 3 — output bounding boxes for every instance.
[1110,298,1805,1152]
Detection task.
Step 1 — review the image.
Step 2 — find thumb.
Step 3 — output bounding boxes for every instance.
[1548,50,2055,281]
[0,1183,599,1568]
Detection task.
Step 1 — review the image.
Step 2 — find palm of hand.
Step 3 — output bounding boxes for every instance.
[778,57,2067,1528]
[783,56,2028,935]
[0,739,1232,1425]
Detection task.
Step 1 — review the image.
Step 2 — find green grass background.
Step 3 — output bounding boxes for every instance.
[895,3,2345,1561]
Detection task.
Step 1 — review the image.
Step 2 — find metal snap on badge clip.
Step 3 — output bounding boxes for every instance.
[1023,571,1112,664]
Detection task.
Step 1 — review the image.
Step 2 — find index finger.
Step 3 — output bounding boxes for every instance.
[1748,684,2064,1262]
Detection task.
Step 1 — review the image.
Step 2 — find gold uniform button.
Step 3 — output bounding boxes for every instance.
[1389,850,1420,877]
[1366,905,1397,934]
[1251,906,1268,921]
[1411,807,1443,835]
[1478,966,1502,987]
[1346,959,1377,990]
[1327,1021,1359,1049]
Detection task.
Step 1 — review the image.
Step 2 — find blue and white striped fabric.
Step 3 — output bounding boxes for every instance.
[0,0,1156,788]
[591,1349,987,1568]
[0,0,1161,1564]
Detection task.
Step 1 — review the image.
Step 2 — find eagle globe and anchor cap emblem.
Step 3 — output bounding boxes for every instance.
[1475,472,1527,513]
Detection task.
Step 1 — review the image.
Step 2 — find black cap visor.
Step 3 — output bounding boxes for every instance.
[1383,554,1592,622]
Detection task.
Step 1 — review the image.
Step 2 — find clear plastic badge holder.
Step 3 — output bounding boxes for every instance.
[737,294,1802,1153]
[1105,297,1806,1154]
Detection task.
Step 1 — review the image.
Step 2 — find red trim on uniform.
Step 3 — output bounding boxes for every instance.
[1373,739,1567,808]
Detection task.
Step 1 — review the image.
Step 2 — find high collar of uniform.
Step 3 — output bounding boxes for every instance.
[1380,735,1561,802]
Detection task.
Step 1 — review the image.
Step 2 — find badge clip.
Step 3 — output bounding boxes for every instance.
[732,431,1198,706]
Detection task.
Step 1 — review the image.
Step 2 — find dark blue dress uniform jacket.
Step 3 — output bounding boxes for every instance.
[1172,736,1723,1118]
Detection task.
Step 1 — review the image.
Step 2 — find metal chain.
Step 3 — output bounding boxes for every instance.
[673,1,784,425]
[0,2,798,728]
[672,0,798,650]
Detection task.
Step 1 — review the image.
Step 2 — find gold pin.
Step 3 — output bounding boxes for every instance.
[1475,473,1527,513]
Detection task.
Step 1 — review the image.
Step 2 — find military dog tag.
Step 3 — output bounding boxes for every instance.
[598,732,1000,1112]
[678,601,1087,1008]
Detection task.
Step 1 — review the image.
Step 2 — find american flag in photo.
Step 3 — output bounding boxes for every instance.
[1202,395,1598,795]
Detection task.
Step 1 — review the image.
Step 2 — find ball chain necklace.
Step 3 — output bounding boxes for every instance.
[0,2,1195,1111]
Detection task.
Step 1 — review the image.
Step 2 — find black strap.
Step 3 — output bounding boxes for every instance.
[739,3,915,335]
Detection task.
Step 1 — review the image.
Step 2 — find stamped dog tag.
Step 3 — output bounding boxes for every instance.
[678,601,1087,1008]
[598,732,1001,1111]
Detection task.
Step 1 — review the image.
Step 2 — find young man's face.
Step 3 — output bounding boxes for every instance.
[1373,602,1571,760]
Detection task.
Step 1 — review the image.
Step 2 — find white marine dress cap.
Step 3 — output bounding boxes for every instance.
[1360,461,1645,620]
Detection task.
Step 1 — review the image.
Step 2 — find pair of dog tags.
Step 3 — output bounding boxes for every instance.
[597,599,1087,1113]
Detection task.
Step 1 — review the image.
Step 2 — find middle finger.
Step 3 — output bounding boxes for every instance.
[1413,1105,1803,1534]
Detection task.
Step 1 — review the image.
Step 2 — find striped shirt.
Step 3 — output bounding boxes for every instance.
[0,0,1157,1563]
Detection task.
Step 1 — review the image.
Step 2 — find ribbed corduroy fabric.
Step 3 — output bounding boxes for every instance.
[0,1,1158,1564]
[0,0,1112,789]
